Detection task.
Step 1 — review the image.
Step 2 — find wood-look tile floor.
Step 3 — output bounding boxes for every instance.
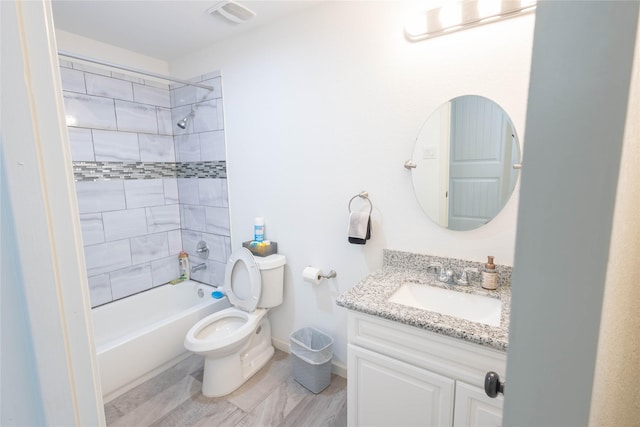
[105,350,347,427]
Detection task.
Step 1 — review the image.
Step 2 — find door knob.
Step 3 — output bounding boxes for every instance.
[484,371,505,398]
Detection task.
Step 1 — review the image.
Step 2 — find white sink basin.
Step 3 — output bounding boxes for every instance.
[388,283,502,327]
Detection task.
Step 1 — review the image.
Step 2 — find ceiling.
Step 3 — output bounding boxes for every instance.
[51,1,321,62]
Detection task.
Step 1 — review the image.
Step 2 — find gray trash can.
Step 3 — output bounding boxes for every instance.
[290,327,333,393]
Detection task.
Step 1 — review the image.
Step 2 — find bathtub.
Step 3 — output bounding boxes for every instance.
[91,280,230,402]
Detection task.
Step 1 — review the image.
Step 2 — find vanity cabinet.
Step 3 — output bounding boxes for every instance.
[347,311,506,427]
[454,381,504,427]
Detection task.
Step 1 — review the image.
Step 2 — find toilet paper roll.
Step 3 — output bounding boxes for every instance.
[303,266,322,285]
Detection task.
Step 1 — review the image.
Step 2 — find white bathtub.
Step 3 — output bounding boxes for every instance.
[91,280,230,402]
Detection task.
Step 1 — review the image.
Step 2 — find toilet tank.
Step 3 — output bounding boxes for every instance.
[255,254,286,308]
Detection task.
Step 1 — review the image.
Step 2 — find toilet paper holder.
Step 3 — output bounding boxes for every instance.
[319,270,337,279]
[303,266,337,285]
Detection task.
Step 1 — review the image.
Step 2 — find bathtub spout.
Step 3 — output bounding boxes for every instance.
[192,263,207,273]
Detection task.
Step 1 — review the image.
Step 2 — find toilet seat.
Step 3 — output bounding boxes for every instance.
[184,307,268,354]
[224,247,261,312]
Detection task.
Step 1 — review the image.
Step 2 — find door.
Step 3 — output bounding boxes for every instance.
[448,96,514,230]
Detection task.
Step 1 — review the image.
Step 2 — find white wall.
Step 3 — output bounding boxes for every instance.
[169,1,535,366]
[56,29,169,76]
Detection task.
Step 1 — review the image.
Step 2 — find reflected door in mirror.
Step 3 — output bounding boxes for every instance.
[410,95,521,231]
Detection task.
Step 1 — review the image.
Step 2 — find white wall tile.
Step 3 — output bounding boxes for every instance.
[198,178,228,207]
[216,99,224,130]
[171,84,197,107]
[133,83,171,108]
[146,204,180,233]
[63,93,117,130]
[124,179,165,209]
[151,257,180,286]
[144,80,170,90]
[84,239,131,276]
[156,107,174,136]
[130,233,169,264]
[221,179,229,208]
[167,229,183,254]
[86,73,134,101]
[102,208,148,241]
[139,134,174,162]
[201,233,229,263]
[110,264,153,300]
[175,133,200,161]
[163,179,179,204]
[193,99,220,132]
[76,180,126,214]
[88,274,112,307]
[205,207,230,236]
[181,229,202,255]
[177,179,199,205]
[182,205,206,232]
[93,129,140,162]
[67,127,95,161]
[79,213,105,245]
[71,62,111,76]
[115,100,158,134]
[60,68,86,93]
[196,77,222,102]
[199,130,226,161]
[208,260,226,287]
[111,72,144,85]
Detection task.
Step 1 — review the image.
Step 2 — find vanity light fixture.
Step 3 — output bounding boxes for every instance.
[405,0,536,41]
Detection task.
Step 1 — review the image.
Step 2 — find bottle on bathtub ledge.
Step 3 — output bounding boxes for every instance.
[179,251,190,280]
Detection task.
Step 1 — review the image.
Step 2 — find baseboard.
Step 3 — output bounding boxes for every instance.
[272,336,347,379]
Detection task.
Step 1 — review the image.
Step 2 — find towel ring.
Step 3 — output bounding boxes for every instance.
[348,191,373,215]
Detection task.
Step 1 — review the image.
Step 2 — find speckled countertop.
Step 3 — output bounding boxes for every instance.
[337,249,511,352]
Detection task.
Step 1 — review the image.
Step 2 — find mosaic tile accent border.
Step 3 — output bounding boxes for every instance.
[73,161,227,181]
[179,161,227,179]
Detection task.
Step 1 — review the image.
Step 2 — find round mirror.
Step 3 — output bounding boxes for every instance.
[409,95,521,231]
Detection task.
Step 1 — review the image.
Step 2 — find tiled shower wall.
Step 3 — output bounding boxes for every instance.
[171,77,230,287]
[60,59,230,307]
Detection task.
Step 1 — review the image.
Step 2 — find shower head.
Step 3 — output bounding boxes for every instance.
[177,110,195,130]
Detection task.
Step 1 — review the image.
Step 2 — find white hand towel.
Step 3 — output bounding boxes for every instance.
[348,211,370,240]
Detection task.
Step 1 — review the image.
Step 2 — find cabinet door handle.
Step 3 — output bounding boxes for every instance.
[484,371,505,398]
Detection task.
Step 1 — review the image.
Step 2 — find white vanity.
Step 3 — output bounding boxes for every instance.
[337,250,510,427]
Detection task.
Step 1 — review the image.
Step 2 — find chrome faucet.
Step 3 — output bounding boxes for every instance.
[191,263,207,274]
[454,267,479,286]
[428,262,478,286]
[427,262,452,283]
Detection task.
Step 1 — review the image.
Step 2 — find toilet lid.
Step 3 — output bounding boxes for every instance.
[224,247,261,312]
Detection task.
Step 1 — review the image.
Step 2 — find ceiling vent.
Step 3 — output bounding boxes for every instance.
[207,0,256,24]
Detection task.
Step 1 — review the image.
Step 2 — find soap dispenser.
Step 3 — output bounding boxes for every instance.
[482,256,498,290]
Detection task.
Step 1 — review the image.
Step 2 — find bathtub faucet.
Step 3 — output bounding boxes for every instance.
[191,263,207,274]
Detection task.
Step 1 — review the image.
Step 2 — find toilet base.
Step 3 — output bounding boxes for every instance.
[201,317,274,397]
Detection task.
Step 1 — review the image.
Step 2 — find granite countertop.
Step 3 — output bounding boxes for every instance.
[336,250,511,352]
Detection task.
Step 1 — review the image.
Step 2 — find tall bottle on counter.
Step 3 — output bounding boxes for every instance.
[482,256,498,290]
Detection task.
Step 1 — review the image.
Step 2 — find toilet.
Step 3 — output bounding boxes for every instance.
[184,247,286,397]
